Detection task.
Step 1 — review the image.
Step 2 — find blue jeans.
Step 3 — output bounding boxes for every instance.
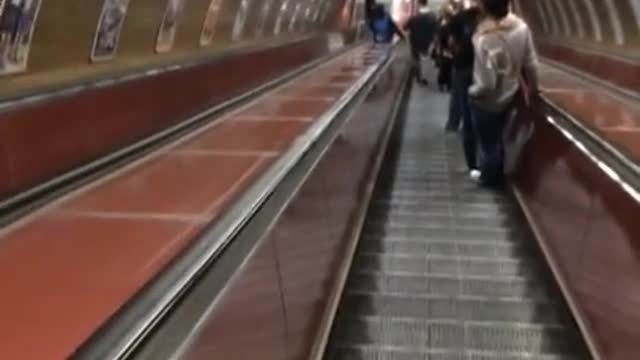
[472,105,510,186]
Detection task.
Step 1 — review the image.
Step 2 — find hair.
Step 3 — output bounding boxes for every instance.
[418,0,428,6]
[481,0,510,19]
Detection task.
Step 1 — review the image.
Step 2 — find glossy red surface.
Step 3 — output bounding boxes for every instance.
[540,65,640,163]
[178,120,309,153]
[0,46,369,360]
[63,153,264,217]
[537,41,640,96]
[512,100,640,360]
[0,214,199,360]
[180,237,289,360]
[179,51,407,360]
[0,34,347,201]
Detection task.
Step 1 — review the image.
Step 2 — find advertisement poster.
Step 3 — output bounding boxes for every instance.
[156,0,186,53]
[353,0,365,27]
[255,0,273,37]
[288,3,301,32]
[200,0,223,46]
[231,0,250,41]
[320,0,332,23]
[339,0,355,29]
[274,0,290,35]
[312,1,323,24]
[301,5,311,31]
[0,0,43,75]
[91,0,130,62]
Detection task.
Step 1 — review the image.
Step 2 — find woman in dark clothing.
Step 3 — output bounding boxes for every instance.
[432,15,453,91]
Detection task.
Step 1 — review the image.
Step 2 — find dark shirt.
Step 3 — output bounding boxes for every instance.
[404,11,438,52]
[447,8,479,70]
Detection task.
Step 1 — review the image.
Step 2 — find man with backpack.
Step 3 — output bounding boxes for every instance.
[468,0,539,187]
[445,0,482,181]
[403,0,438,85]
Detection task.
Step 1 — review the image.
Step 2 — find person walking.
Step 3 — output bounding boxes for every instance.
[468,0,539,187]
[445,0,482,180]
[432,11,453,91]
[367,4,404,45]
[403,0,438,85]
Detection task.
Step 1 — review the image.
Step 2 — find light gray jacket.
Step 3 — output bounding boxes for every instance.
[468,14,539,113]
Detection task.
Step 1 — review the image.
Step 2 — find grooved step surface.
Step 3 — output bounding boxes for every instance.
[324,81,590,359]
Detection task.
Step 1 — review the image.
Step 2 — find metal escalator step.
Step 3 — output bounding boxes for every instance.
[364,223,525,239]
[338,293,565,324]
[332,316,581,355]
[380,191,508,205]
[378,177,469,185]
[365,213,511,229]
[377,183,490,195]
[353,254,539,278]
[324,80,588,360]
[395,166,452,173]
[346,273,550,300]
[360,235,522,247]
[372,198,514,213]
[329,346,582,360]
[368,206,511,220]
[357,239,533,259]
[362,227,525,244]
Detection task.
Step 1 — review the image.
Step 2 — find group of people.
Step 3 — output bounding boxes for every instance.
[367,0,539,188]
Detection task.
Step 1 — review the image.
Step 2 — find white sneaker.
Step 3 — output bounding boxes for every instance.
[469,169,482,181]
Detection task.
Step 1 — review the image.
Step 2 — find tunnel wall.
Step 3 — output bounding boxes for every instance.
[515,0,640,93]
[512,2,640,358]
[0,0,355,99]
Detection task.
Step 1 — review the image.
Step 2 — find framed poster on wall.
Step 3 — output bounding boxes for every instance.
[274,0,290,35]
[0,0,43,75]
[231,0,251,42]
[200,0,223,46]
[288,3,301,32]
[156,0,186,53]
[91,0,131,62]
[255,0,273,37]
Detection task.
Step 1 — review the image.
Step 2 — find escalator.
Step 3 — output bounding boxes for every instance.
[324,82,591,359]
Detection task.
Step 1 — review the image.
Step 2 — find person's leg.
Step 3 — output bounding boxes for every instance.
[474,107,508,187]
[461,96,477,172]
[411,46,422,84]
[460,68,473,133]
[446,68,462,131]
[436,57,445,90]
[412,46,429,85]
[443,61,452,91]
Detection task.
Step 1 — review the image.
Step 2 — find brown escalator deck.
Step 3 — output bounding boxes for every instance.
[324,83,591,359]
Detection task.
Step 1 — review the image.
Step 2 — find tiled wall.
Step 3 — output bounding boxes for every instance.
[516,0,640,53]
[516,0,640,94]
